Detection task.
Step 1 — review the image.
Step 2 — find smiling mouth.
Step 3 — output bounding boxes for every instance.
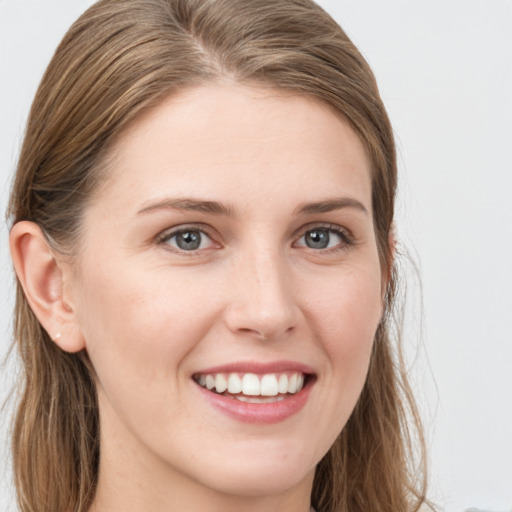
[193,371,309,403]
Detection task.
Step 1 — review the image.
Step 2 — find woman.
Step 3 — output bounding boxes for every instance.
[7,0,429,511]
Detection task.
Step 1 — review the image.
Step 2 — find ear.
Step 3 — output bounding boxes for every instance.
[9,221,85,353]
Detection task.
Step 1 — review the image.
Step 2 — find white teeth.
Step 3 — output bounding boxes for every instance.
[205,375,215,390]
[242,373,260,396]
[215,374,228,393]
[287,373,298,394]
[196,371,306,397]
[235,395,286,403]
[278,374,288,394]
[260,374,278,396]
[227,373,242,394]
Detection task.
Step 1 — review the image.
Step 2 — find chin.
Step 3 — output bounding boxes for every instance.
[204,465,314,498]
[186,442,318,498]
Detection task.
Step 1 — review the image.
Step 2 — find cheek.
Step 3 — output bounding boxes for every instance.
[313,263,383,343]
[75,261,221,389]
[74,263,228,443]
[292,263,383,457]
[305,263,383,395]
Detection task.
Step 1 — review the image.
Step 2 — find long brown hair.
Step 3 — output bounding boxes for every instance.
[7,0,429,510]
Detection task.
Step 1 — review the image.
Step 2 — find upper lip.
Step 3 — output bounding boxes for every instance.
[193,360,316,376]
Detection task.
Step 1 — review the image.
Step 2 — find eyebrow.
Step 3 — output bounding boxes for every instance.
[137,196,368,217]
[295,197,368,216]
[137,198,235,216]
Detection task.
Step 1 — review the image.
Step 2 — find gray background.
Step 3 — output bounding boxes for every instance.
[1,1,511,510]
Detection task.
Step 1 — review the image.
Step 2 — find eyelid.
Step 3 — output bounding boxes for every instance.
[156,224,221,253]
[292,223,355,251]
[154,222,355,254]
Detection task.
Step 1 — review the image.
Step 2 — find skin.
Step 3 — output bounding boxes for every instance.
[11,84,386,512]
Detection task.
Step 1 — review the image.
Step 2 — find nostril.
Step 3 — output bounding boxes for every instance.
[237,327,270,340]
[236,325,295,341]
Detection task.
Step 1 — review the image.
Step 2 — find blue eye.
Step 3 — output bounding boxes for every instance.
[161,228,215,251]
[296,227,350,250]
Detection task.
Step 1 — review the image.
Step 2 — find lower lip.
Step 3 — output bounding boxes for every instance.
[195,379,314,424]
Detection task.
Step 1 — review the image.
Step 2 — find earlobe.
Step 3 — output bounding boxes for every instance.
[9,221,85,353]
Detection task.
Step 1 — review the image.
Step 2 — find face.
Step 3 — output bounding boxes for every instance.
[69,84,384,502]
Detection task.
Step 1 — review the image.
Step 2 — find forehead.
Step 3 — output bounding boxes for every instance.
[93,83,372,216]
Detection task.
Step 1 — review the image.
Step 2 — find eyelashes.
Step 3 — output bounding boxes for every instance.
[158,227,217,252]
[156,223,355,255]
[293,225,354,251]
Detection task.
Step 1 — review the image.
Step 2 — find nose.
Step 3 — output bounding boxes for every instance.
[224,248,300,341]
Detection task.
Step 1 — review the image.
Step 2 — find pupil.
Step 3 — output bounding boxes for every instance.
[306,229,329,249]
[177,231,201,250]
